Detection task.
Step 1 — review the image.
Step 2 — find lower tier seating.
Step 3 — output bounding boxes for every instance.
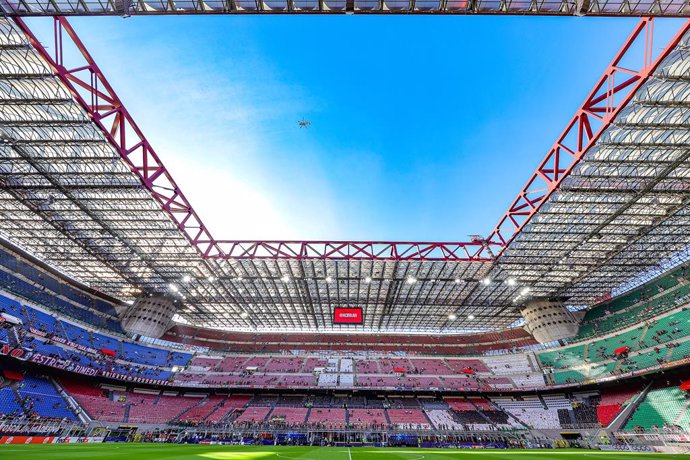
[624,384,690,433]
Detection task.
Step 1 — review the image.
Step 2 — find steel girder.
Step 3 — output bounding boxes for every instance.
[490,18,690,310]
[1,0,690,16]
[0,17,689,333]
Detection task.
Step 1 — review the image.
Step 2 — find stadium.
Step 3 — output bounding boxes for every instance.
[0,2,690,459]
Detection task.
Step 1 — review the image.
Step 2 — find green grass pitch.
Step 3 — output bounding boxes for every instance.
[0,444,687,460]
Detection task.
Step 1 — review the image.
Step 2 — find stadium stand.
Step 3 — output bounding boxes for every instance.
[624,382,690,433]
[306,408,347,429]
[386,409,431,429]
[15,375,77,421]
[348,408,387,429]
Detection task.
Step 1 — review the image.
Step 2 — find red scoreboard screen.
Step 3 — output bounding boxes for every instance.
[333,307,363,324]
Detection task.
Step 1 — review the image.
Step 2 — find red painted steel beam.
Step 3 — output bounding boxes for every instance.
[13,16,498,262]
[482,17,690,259]
[213,240,499,261]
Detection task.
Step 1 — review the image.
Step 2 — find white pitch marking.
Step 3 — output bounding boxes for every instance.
[348,447,352,460]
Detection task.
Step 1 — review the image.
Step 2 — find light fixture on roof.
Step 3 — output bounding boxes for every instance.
[168,283,179,292]
[207,276,216,282]
[454,278,461,284]
[481,277,491,286]
[468,314,475,320]
[325,276,332,283]
[281,275,290,283]
[406,277,417,284]
[364,276,372,283]
[520,287,531,295]
[240,311,249,318]
[236,276,243,281]
[182,275,191,283]
[506,277,517,287]
[448,313,457,320]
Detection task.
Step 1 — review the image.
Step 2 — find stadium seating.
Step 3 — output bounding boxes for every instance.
[127,393,200,424]
[205,395,252,423]
[0,385,24,418]
[307,408,347,428]
[624,383,690,433]
[491,396,561,430]
[425,409,465,431]
[269,407,308,425]
[387,409,430,429]
[16,375,76,420]
[61,379,126,422]
[178,395,227,423]
[348,408,387,429]
[233,406,272,424]
[0,248,122,333]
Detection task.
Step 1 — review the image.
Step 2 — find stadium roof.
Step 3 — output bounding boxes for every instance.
[1,0,689,16]
[0,17,688,333]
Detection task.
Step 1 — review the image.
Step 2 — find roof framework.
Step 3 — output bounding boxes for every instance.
[0,0,689,16]
[489,18,690,309]
[0,17,688,333]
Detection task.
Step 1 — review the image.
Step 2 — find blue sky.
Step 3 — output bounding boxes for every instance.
[26,16,683,242]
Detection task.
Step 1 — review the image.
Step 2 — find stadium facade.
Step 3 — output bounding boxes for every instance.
[0,11,688,453]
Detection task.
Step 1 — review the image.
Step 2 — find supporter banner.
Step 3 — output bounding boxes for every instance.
[28,327,47,337]
[28,328,99,355]
[0,436,56,444]
[29,353,99,377]
[0,313,22,325]
[100,371,172,386]
[333,307,363,324]
[100,348,116,357]
[0,344,29,360]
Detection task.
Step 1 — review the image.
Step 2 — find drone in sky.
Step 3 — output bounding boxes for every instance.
[298,117,311,129]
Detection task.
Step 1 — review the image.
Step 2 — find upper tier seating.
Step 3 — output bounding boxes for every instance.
[0,247,122,333]
[264,357,304,373]
[165,323,537,355]
[573,266,690,342]
[539,305,690,385]
[2,290,192,380]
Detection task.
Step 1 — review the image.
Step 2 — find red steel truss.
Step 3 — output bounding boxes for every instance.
[2,0,690,16]
[11,16,690,266]
[482,17,690,259]
[14,16,497,262]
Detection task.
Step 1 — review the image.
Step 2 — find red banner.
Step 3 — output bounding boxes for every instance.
[333,307,363,324]
[614,346,630,355]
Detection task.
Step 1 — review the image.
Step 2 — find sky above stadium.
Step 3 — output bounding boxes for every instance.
[26,16,684,242]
